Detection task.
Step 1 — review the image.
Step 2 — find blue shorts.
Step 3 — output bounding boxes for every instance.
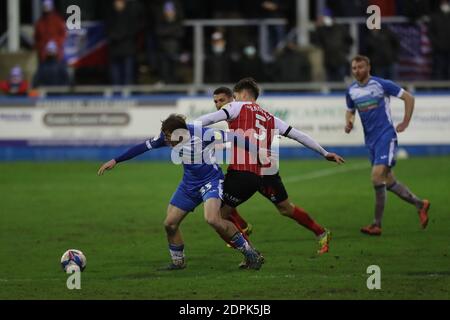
[169,178,224,213]
[368,131,398,167]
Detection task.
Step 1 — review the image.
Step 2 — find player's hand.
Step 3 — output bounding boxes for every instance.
[396,121,409,133]
[325,152,345,164]
[97,159,116,176]
[345,122,353,133]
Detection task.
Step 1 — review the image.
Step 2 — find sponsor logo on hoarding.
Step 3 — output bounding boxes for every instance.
[43,113,130,127]
[0,112,33,122]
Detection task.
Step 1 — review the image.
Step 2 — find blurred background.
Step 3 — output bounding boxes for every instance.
[1,0,450,161]
[2,0,450,92]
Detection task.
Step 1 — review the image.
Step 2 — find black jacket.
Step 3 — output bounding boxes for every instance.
[429,11,450,53]
[365,28,400,67]
[311,25,353,68]
[105,3,140,58]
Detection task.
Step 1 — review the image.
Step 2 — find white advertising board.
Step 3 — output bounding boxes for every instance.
[0,99,174,143]
[177,95,450,146]
[1,95,449,146]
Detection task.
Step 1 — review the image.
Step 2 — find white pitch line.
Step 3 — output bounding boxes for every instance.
[283,162,370,183]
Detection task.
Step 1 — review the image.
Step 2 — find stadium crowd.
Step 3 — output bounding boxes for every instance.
[1,0,450,95]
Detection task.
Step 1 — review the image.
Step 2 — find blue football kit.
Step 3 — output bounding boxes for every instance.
[346,76,405,167]
[114,124,226,212]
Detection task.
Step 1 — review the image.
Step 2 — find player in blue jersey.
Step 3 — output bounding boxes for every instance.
[97,114,264,269]
[345,55,430,235]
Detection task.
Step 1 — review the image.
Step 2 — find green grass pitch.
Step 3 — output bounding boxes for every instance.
[1,156,449,299]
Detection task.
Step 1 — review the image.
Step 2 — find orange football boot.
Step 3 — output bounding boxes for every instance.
[360,224,382,236]
[418,199,430,229]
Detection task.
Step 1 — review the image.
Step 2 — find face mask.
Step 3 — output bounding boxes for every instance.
[10,76,22,85]
[244,46,256,57]
[43,4,53,12]
[323,16,333,26]
[212,44,225,54]
[441,3,450,13]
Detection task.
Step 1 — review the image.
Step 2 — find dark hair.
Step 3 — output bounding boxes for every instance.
[352,55,370,66]
[161,114,188,134]
[213,86,233,97]
[233,77,260,100]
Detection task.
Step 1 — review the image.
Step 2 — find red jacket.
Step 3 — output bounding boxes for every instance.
[0,80,29,95]
[34,11,67,62]
[369,0,396,17]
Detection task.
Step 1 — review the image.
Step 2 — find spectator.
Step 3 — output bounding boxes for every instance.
[33,40,70,87]
[233,45,267,82]
[105,0,140,85]
[34,0,67,62]
[429,0,450,80]
[0,66,29,96]
[400,0,432,21]
[311,9,353,81]
[272,42,311,82]
[204,31,232,83]
[155,1,184,84]
[368,0,396,16]
[364,28,400,79]
[259,1,289,61]
[212,0,245,56]
[143,1,160,79]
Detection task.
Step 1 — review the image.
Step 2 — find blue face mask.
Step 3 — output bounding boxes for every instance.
[323,16,333,26]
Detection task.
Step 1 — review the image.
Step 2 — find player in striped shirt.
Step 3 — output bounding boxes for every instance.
[345,55,430,235]
[196,78,345,265]
[98,114,264,270]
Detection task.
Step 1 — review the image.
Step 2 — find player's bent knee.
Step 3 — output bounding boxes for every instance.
[371,172,384,185]
[164,221,179,235]
[204,215,221,229]
[371,174,384,186]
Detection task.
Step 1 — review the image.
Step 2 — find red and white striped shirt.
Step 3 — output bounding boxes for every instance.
[195,101,329,176]
[222,101,275,175]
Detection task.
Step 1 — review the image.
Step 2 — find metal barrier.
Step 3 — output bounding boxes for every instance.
[37,81,450,97]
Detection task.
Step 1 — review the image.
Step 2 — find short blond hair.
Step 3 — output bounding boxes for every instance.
[351,55,370,66]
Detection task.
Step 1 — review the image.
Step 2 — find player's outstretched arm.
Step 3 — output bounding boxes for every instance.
[275,117,345,164]
[97,136,164,176]
[194,109,228,127]
[97,142,148,176]
[195,102,241,126]
[396,90,415,133]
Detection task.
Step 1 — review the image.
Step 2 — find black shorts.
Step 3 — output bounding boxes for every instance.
[222,170,289,207]
[222,170,262,208]
[258,173,289,204]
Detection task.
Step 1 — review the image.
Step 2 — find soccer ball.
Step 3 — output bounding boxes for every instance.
[61,249,86,272]
[397,148,409,160]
